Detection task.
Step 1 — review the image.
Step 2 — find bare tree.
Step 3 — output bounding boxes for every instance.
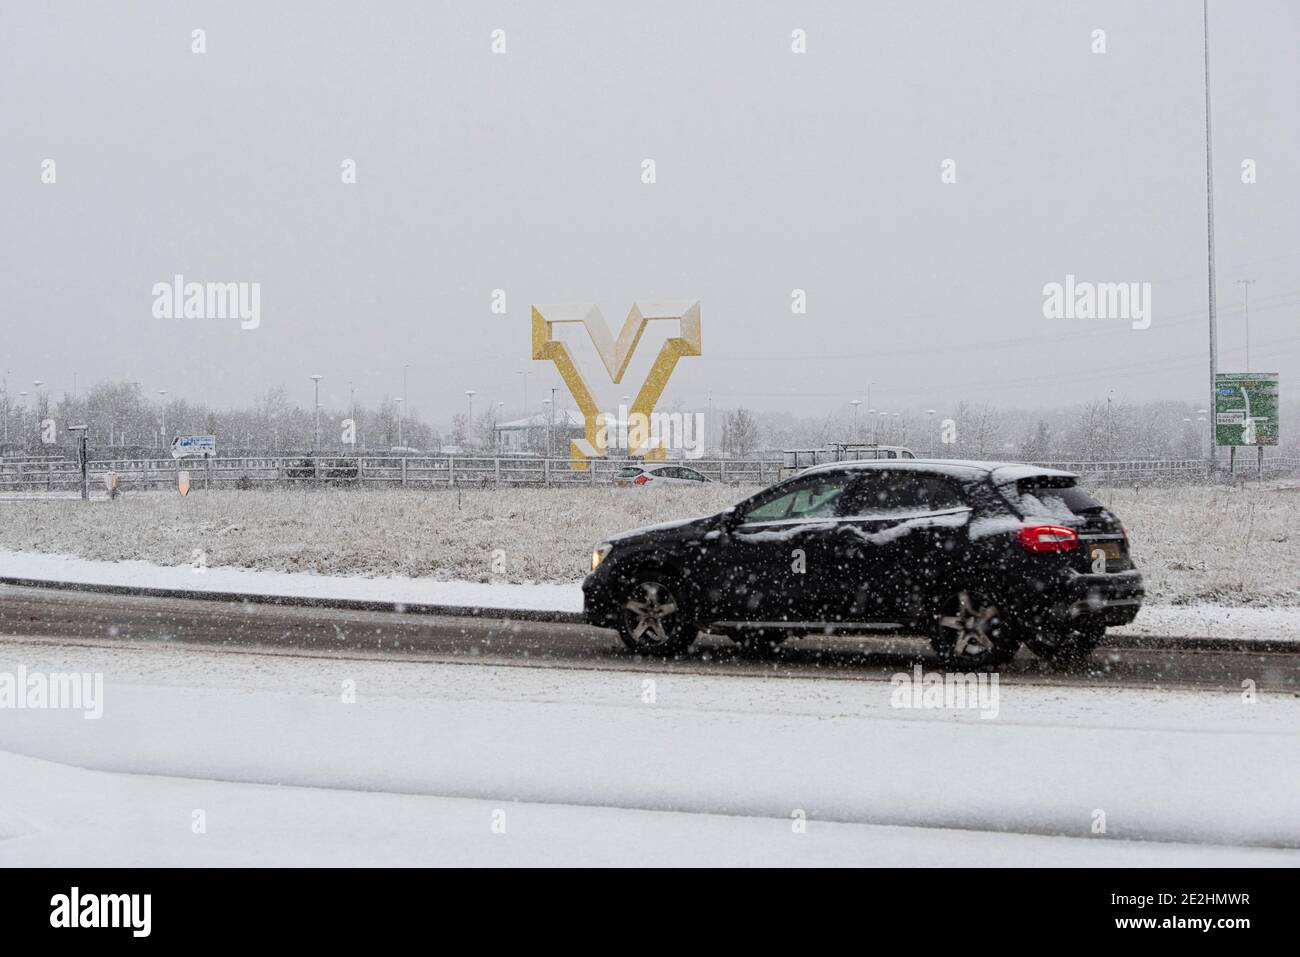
[723,407,760,458]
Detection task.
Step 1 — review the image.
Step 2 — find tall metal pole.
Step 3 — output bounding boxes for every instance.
[706,392,712,456]
[543,398,552,458]
[1203,0,1219,474]
[1106,390,1113,460]
[310,374,323,452]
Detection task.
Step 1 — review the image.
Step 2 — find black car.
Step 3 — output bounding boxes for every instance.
[584,460,1143,668]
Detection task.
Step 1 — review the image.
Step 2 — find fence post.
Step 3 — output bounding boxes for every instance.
[720,461,727,484]
[401,457,408,488]
[447,457,454,487]
[494,457,501,488]
[543,459,549,486]
[276,457,284,484]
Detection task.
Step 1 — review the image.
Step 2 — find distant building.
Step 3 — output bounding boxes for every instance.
[493,409,584,455]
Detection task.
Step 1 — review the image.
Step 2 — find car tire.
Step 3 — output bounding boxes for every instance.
[1024,623,1103,667]
[930,588,1020,670]
[616,573,698,656]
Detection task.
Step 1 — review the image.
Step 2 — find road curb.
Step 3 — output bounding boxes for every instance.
[1,575,1294,653]
[0,575,587,625]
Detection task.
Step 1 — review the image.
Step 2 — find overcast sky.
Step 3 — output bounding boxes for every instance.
[2,0,1297,424]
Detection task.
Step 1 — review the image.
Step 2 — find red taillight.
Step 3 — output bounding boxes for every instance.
[1017,524,1079,553]
[633,474,650,485]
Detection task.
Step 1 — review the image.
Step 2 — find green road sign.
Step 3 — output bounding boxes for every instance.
[1215,372,1279,446]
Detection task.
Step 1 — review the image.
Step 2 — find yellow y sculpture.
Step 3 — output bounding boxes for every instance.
[531,300,702,467]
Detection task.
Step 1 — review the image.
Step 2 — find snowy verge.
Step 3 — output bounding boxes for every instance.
[0,642,1298,864]
[0,547,583,620]
[2,750,1293,867]
[1,547,1298,645]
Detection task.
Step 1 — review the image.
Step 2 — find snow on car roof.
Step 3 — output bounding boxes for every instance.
[802,459,1078,482]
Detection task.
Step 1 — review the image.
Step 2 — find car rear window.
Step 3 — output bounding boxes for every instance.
[617,466,644,477]
[1011,478,1104,518]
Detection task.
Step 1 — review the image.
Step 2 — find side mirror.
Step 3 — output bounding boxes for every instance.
[718,507,742,532]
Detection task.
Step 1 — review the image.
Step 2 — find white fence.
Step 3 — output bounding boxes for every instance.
[0,455,785,492]
[0,454,1295,493]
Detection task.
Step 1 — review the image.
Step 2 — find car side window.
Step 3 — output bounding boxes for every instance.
[841,473,966,514]
[742,474,852,523]
[916,477,965,509]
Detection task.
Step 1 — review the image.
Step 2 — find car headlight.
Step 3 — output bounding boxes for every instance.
[591,542,613,572]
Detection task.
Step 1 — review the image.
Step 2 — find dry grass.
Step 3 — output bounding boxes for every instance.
[0,483,1296,605]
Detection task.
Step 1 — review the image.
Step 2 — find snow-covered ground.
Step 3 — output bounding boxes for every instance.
[1,483,1297,606]
[1,639,1296,866]
[0,547,582,615]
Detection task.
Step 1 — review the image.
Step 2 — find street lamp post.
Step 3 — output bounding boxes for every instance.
[1106,389,1114,460]
[349,380,356,452]
[309,375,323,453]
[16,391,28,449]
[32,381,44,436]
[395,397,404,449]
[1203,0,1219,474]
[543,397,553,458]
[851,399,862,442]
[157,390,167,450]
[925,409,937,456]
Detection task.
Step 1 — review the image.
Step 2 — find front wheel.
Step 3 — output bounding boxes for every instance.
[617,576,697,656]
[930,589,1020,670]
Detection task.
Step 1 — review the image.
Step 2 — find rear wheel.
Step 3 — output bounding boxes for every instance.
[930,589,1020,670]
[1025,623,1103,667]
[617,576,697,656]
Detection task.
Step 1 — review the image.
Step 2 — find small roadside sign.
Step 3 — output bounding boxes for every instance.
[171,434,216,459]
[178,470,191,496]
[1214,373,1279,446]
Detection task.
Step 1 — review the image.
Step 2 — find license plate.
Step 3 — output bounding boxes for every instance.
[1089,542,1122,562]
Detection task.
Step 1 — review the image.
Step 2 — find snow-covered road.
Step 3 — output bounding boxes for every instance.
[1,638,1297,866]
